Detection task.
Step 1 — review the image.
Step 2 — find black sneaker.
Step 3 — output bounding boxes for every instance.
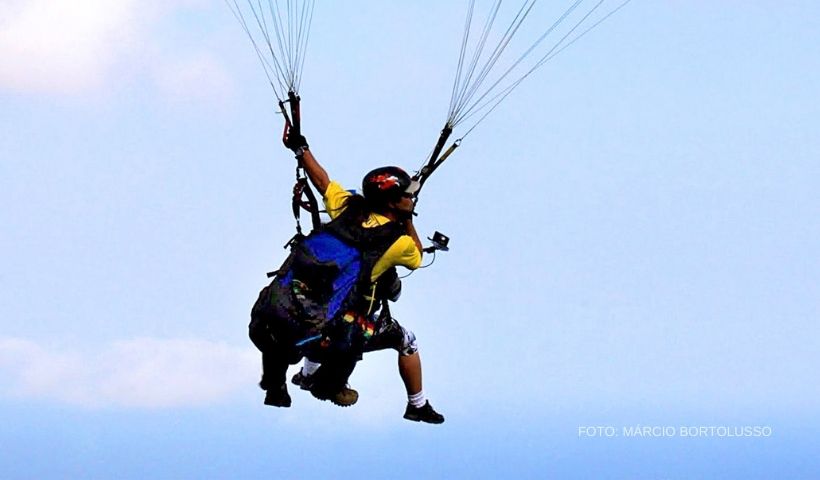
[291,370,313,391]
[264,384,292,408]
[403,401,444,424]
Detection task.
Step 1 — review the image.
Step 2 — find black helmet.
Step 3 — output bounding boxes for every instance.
[362,166,420,205]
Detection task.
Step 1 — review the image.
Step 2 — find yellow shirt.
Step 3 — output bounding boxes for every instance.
[324,181,421,281]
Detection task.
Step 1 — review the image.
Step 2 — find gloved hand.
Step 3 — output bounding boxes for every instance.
[283,132,309,153]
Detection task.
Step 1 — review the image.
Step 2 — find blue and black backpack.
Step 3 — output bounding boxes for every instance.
[269,207,404,349]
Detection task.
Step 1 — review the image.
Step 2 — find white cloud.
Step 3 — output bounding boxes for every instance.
[0,0,232,97]
[0,336,257,408]
[0,336,437,425]
[0,0,141,93]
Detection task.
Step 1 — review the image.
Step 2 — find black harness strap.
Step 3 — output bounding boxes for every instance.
[291,166,322,236]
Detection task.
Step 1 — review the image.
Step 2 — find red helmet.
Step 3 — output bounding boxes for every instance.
[361,166,420,205]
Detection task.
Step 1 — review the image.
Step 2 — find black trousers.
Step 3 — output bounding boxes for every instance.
[249,282,357,394]
[249,284,304,390]
[249,316,299,389]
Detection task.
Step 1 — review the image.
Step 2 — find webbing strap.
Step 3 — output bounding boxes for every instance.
[415,124,460,201]
[291,166,322,235]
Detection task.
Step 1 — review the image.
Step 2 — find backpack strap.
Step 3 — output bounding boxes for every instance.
[322,208,405,315]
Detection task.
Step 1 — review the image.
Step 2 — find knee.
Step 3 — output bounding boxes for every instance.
[248,317,271,351]
[398,328,418,356]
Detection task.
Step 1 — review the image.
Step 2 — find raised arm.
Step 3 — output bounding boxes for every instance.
[298,148,330,195]
[285,134,330,195]
[403,217,424,256]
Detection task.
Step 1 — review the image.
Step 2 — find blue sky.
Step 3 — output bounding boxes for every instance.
[1,1,819,478]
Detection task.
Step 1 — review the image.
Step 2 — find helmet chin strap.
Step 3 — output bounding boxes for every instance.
[393,205,415,222]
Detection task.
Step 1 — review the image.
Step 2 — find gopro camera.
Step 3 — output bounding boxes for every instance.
[429,231,450,252]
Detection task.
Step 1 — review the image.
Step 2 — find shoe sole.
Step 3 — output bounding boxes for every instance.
[403,414,444,424]
[310,390,358,407]
[264,394,292,408]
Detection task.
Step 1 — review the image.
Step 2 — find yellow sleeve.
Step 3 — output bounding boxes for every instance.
[323,181,351,220]
[371,235,423,281]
